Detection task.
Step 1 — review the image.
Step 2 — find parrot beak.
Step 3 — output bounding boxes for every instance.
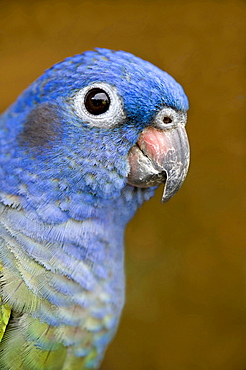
[127,125,190,203]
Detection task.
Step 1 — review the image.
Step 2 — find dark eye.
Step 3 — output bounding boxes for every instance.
[84,88,110,115]
[163,116,172,124]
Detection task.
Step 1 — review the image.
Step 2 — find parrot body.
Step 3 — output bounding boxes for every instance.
[0,49,189,369]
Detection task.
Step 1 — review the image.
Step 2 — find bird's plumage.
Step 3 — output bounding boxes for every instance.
[0,48,189,369]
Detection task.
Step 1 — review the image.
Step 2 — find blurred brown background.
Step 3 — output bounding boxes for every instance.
[1,0,245,369]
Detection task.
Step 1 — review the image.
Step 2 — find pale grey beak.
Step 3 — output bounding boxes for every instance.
[127,125,190,203]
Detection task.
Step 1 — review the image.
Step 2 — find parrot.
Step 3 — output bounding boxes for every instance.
[0,48,189,369]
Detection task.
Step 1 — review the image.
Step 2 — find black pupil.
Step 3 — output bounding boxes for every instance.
[84,88,110,115]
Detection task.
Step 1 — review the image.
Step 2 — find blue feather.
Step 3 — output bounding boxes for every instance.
[0,48,189,369]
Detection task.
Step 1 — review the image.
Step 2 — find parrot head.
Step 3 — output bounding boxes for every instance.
[1,48,189,215]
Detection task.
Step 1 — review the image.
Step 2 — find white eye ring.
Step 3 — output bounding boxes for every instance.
[154,107,187,129]
[74,82,125,128]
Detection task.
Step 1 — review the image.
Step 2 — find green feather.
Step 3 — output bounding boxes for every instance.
[0,263,11,342]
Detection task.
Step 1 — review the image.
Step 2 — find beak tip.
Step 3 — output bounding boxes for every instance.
[161,196,169,204]
[160,168,188,204]
[161,183,171,204]
[161,189,173,204]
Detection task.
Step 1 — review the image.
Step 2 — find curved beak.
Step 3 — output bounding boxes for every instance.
[127,125,190,203]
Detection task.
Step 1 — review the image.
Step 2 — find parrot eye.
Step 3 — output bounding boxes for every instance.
[74,82,125,128]
[84,88,110,115]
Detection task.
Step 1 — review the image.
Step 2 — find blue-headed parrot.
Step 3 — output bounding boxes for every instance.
[0,49,189,369]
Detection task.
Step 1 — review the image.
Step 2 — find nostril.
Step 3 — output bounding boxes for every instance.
[163,116,172,124]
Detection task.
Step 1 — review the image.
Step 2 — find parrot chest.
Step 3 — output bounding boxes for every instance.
[0,203,125,369]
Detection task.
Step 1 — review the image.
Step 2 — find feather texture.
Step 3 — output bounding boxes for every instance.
[0,48,189,369]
